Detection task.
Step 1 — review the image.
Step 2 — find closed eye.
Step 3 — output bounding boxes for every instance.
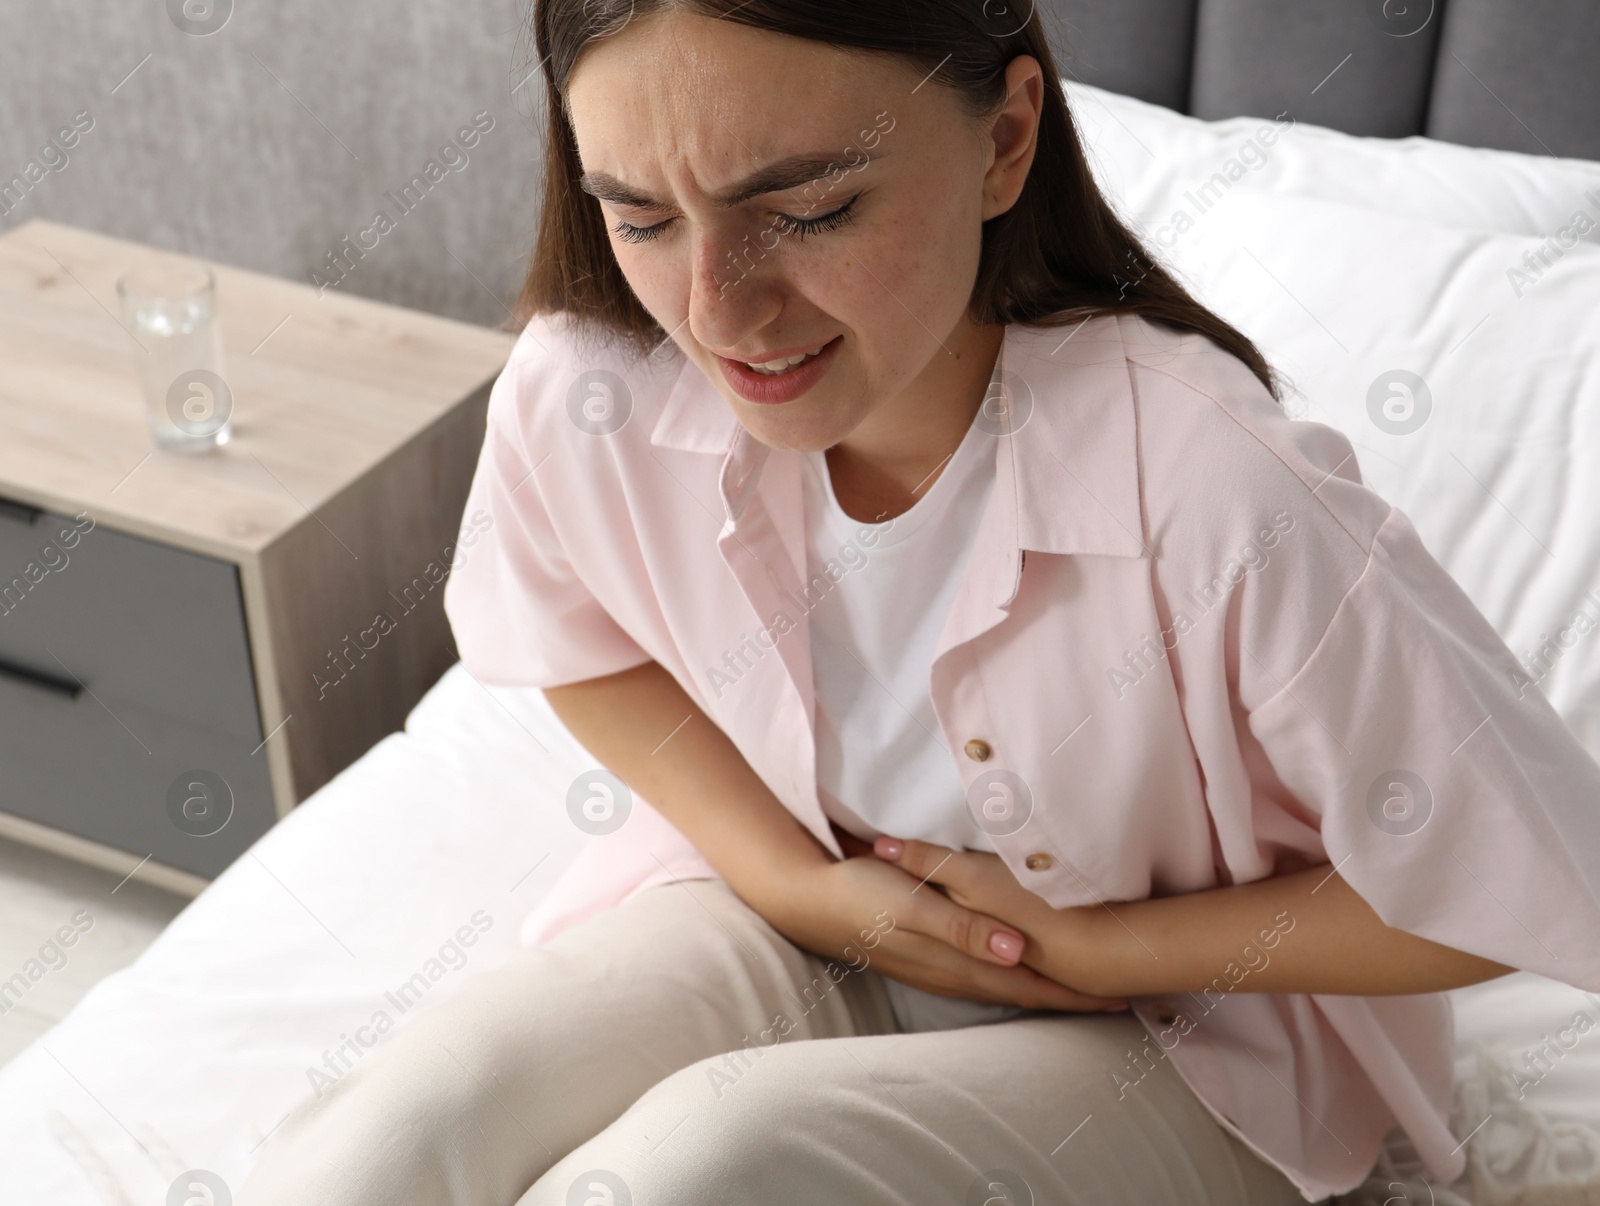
[611,194,861,245]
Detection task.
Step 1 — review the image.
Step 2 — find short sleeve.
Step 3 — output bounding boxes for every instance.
[442,346,653,689]
[1246,502,1600,989]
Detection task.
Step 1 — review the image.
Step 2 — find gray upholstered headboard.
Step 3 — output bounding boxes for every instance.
[1041,0,1600,159]
[0,0,1596,329]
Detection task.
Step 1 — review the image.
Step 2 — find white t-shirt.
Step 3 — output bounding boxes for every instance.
[800,373,1028,1033]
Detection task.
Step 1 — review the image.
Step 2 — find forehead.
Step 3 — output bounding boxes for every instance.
[565,12,914,170]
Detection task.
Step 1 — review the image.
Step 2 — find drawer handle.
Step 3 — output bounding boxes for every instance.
[0,656,81,701]
[0,497,41,526]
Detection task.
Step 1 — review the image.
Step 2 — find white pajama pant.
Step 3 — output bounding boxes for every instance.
[235,879,1314,1205]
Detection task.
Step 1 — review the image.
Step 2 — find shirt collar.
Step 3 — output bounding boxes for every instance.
[649,314,1152,560]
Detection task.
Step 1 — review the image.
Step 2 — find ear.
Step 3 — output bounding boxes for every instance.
[980,55,1045,222]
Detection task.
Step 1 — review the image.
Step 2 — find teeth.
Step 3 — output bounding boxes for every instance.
[744,344,826,375]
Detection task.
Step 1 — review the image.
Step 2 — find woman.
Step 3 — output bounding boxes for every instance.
[238,2,1600,1203]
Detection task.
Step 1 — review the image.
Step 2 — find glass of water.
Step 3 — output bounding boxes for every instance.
[116,258,233,453]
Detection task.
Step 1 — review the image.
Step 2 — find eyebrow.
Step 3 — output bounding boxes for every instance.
[578,151,882,212]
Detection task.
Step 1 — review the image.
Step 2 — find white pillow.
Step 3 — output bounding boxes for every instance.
[1126,186,1600,762]
[1065,81,1600,240]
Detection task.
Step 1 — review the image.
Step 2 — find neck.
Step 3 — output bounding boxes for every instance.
[825,320,1004,524]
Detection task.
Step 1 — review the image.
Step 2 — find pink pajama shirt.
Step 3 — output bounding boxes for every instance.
[443,311,1600,1202]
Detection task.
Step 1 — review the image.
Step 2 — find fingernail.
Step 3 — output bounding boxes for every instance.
[875,837,903,859]
[989,931,1024,961]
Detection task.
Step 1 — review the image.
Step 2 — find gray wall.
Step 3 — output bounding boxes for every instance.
[0,0,544,329]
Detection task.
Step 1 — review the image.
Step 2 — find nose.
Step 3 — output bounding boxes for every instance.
[687,217,783,354]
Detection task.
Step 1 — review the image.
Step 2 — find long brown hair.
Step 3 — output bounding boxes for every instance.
[515,0,1283,401]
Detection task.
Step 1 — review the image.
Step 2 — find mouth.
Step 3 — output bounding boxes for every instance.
[716,336,844,406]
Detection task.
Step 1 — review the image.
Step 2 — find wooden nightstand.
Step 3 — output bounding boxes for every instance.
[0,220,515,894]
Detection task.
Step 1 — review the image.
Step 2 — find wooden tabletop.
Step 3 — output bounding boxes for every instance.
[0,220,517,559]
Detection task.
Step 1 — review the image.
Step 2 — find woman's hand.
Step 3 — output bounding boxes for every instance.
[870,835,1090,947]
[869,834,1109,988]
[757,826,1127,1014]
[870,834,1518,998]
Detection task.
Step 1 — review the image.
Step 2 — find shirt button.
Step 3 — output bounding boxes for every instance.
[963,739,992,761]
[1155,1006,1178,1025]
[1024,851,1053,872]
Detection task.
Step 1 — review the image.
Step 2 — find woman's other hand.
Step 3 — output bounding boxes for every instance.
[759,825,1128,1014]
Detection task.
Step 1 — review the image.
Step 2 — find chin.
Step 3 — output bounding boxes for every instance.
[733,420,829,454]
[718,397,847,455]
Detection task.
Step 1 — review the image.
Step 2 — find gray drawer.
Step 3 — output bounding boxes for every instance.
[0,501,262,740]
[0,679,278,877]
[0,499,275,877]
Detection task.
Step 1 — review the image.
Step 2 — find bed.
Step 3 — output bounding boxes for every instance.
[4,4,1600,1204]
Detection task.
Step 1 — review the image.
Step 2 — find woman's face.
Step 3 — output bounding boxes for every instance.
[566,11,1040,454]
